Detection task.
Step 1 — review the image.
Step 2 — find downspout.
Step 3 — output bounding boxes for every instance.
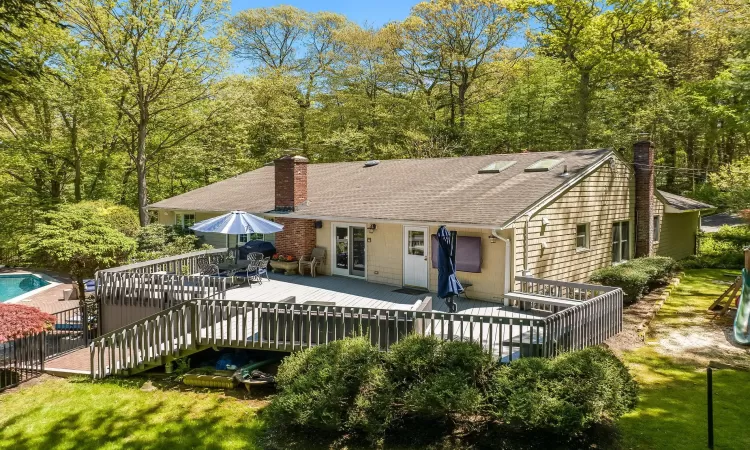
[491,228,512,306]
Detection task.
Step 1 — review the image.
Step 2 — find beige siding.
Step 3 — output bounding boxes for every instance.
[366,222,403,286]
[427,226,513,302]
[312,221,511,300]
[314,221,332,276]
[656,212,699,260]
[513,159,635,283]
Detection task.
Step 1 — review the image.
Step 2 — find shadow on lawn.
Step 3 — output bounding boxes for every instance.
[619,350,750,450]
[0,378,264,450]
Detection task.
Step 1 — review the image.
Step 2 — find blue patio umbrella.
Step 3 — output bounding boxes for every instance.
[190,211,284,253]
[436,225,463,313]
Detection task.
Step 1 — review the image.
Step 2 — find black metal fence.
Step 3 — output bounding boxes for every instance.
[0,302,98,392]
[45,304,97,358]
[1,334,44,392]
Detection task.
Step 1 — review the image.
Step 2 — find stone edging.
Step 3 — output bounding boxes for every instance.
[635,273,683,339]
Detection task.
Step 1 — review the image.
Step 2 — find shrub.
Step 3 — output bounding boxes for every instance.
[0,304,56,342]
[684,225,750,269]
[590,264,650,300]
[264,336,384,437]
[382,335,494,426]
[133,224,207,261]
[488,347,637,436]
[590,256,678,302]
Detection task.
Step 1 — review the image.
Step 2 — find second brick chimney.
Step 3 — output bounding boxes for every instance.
[634,139,655,257]
[274,153,309,212]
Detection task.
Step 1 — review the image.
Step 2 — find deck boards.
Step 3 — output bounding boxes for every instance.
[222,273,545,320]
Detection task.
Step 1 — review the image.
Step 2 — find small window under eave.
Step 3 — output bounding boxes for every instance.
[525,158,564,172]
[478,161,516,174]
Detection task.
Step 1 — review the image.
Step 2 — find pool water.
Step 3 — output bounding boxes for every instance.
[0,275,50,302]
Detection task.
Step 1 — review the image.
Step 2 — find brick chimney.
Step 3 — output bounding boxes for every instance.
[273,151,316,261]
[634,139,655,257]
[274,152,309,212]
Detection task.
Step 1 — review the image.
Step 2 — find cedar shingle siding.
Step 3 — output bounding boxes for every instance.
[513,158,634,284]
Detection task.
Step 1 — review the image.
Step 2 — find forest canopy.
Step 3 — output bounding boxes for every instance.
[0,0,749,237]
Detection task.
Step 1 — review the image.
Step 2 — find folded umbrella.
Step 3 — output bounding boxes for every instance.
[436,225,463,313]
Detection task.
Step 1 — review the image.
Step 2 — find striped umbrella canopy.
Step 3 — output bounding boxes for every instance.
[190,211,283,235]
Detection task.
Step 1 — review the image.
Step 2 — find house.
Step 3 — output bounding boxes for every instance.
[149,140,713,303]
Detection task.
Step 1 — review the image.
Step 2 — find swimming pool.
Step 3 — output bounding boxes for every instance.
[0,274,50,302]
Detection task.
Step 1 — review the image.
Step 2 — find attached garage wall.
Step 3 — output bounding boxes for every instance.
[513,159,635,284]
[656,212,700,260]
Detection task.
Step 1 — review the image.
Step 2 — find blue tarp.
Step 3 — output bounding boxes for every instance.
[436,225,463,299]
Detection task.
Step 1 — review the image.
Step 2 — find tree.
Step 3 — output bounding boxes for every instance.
[229,5,349,151]
[0,304,56,342]
[530,0,670,148]
[67,0,230,225]
[22,202,136,296]
[0,0,60,100]
[399,0,525,141]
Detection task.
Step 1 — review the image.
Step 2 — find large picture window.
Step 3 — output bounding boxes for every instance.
[611,221,630,263]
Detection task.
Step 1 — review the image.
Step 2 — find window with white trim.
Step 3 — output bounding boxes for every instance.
[175,213,195,229]
[653,215,661,242]
[576,223,589,250]
[611,221,630,263]
[239,234,249,243]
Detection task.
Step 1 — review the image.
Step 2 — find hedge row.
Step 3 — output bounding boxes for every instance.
[682,225,750,269]
[264,335,637,447]
[590,256,678,302]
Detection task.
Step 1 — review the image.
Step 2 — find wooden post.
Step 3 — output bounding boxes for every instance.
[707,367,714,449]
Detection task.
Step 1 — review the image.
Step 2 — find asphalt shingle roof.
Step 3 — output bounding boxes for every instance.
[657,190,714,211]
[150,149,613,226]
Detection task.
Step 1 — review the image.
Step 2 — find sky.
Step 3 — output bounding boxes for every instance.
[229,0,418,28]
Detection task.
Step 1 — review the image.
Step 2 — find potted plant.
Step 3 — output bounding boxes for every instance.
[269,254,298,275]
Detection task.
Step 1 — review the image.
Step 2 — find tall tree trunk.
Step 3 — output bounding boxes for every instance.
[666,143,677,191]
[577,70,591,149]
[136,116,149,226]
[72,114,82,202]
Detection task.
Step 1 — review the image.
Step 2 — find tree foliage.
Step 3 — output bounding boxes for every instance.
[0,304,56,342]
[21,202,136,295]
[1,0,750,247]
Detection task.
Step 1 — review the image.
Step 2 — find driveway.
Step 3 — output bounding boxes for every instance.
[701,212,745,233]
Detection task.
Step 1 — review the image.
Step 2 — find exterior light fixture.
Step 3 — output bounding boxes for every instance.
[367,224,377,233]
[488,235,497,243]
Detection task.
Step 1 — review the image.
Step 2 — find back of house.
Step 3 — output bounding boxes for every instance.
[149,140,713,303]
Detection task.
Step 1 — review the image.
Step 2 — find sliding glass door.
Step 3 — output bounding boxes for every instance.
[332,224,366,277]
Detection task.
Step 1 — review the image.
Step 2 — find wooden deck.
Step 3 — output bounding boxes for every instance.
[222,272,546,320]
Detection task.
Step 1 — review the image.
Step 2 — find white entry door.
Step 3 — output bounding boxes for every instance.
[403,226,428,288]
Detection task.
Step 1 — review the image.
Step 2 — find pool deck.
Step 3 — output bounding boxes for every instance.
[0,269,77,313]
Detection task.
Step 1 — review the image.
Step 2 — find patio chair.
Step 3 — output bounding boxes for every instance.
[299,247,326,277]
[234,257,271,286]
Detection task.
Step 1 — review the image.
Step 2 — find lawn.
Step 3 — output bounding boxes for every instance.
[2,269,749,450]
[0,377,264,450]
[617,269,750,450]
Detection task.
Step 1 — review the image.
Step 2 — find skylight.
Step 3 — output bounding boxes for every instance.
[478,161,516,174]
[525,158,564,172]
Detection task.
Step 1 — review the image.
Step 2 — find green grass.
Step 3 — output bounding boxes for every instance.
[618,269,750,450]
[0,377,264,450]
